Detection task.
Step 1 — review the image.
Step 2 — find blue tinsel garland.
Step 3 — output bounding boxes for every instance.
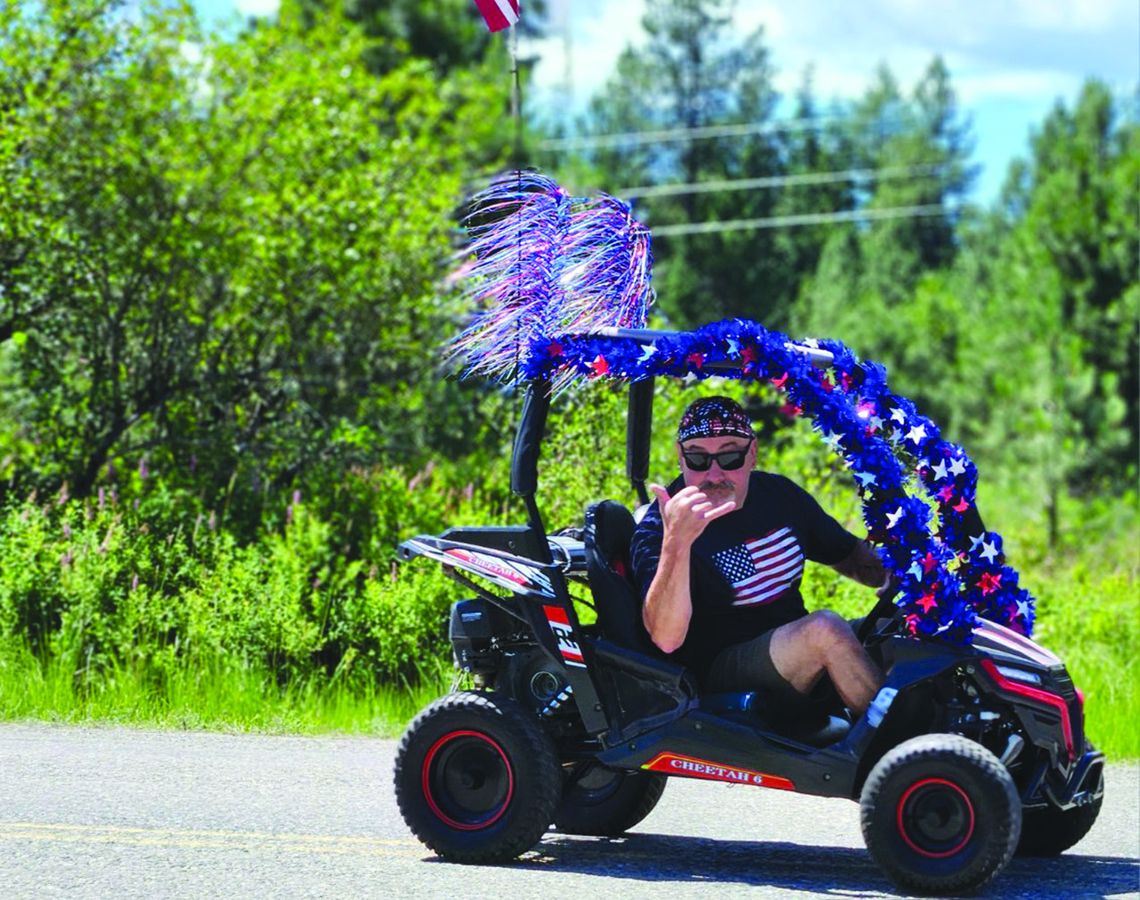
[522,319,1035,644]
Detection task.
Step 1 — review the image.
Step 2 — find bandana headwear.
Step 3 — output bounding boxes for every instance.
[677,396,754,443]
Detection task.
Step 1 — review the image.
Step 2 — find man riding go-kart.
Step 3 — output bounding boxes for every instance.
[390,175,1104,896]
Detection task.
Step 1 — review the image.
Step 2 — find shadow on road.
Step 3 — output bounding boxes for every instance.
[454,831,1140,898]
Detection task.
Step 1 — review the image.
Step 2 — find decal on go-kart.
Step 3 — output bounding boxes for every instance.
[542,604,586,668]
[641,751,796,791]
[440,547,555,597]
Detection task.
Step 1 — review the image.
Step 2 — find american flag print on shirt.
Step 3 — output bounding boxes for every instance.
[712,527,805,606]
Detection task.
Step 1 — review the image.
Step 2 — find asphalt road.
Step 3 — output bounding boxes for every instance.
[0,723,1136,899]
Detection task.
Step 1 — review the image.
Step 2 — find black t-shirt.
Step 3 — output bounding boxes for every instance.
[630,471,858,677]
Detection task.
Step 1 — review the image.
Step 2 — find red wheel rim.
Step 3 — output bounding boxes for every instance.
[421,730,515,831]
[896,777,976,859]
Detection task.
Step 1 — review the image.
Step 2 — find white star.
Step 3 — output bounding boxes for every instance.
[638,341,658,361]
[907,562,924,580]
[969,533,987,553]
[886,507,904,529]
[931,459,949,481]
[948,456,967,477]
[980,541,999,564]
[868,415,884,431]
[821,431,844,452]
[1016,598,1032,619]
[855,471,877,487]
[726,337,740,355]
[906,424,927,445]
[891,408,907,424]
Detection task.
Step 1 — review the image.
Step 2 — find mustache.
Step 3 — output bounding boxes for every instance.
[699,480,734,493]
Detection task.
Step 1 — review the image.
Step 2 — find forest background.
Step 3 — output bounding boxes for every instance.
[0,0,1136,756]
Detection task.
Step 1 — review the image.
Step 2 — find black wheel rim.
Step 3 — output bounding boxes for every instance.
[422,730,514,831]
[568,764,624,805]
[896,777,976,859]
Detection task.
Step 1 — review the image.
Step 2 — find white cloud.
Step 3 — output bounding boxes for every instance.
[524,0,1137,109]
[235,0,279,16]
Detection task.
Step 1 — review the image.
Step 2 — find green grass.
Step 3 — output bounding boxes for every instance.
[0,645,449,737]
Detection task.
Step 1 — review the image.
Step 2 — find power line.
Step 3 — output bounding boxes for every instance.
[650,203,951,237]
[613,164,944,199]
[538,116,847,150]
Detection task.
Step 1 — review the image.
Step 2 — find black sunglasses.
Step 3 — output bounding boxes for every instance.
[681,439,753,471]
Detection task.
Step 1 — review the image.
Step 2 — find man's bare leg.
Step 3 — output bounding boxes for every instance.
[768,610,883,715]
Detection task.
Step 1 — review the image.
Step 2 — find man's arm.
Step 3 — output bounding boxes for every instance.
[641,483,734,654]
[831,539,891,591]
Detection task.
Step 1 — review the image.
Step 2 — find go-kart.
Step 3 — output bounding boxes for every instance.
[392,326,1104,896]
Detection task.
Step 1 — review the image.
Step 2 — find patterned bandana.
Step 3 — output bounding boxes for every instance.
[677,396,754,443]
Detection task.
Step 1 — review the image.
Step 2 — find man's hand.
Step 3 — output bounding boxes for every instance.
[650,483,736,545]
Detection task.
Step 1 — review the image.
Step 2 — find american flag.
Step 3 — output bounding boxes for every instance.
[712,528,804,606]
[472,0,520,32]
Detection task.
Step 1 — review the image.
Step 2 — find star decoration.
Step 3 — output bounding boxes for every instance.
[638,341,658,361]
[953,497,971,513]
[891,407,908,424]
[588,354,609,376]
[686,351,705,369]
[917,593,939,613]
[938,485,955,503]
[771,371,788,389]
[546,341,563,358]
[855,471,877,488]
[969,533,987,553]
[821,431,844,452]
[886,507,904,529]
[948,456,967,477]
[906,424,927,444]
[725,337,740,356]
[921,552,939,574]
[978,571,1002,595]
[868,415,884,431]
[1016,598,1032,620]
[931,459,949,481]
[907,561,924,580]
[980,540,999,564]
[742,346,759,365]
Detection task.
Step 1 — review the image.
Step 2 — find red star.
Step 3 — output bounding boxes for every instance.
[819,374,835,392]
[978,572,1002,595]
[588,354,609,376]
[938,485,955,503]
[780,403,802,418]
[917,593,939,613]
[686,352,705,369]
[921,552,939,574]
[770,371,788,389]
[546,341,563,358]
[953,497,971,513]
[904,614,922,634]
[840,371,855,391]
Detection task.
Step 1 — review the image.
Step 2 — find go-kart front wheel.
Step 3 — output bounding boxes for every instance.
[394,691,561,863]
[860,733,1021,896]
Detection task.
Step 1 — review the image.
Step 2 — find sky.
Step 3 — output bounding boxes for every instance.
[192,0,1138,206]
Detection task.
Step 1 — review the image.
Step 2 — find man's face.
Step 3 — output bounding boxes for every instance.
[677,435,756,510]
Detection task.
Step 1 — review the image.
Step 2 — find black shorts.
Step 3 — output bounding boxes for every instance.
[704,627,839,717]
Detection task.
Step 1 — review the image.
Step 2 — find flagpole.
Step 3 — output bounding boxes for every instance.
[509,4,522,167]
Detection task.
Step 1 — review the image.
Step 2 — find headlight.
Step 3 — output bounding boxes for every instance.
[993,663,1043,685]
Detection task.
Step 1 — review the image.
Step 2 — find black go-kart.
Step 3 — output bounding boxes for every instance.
[392,330,1104,896]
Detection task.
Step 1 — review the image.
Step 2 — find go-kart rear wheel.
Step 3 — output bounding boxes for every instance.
[554,764,666,836]
[860,733,1021,896]
[394,691,560,863]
